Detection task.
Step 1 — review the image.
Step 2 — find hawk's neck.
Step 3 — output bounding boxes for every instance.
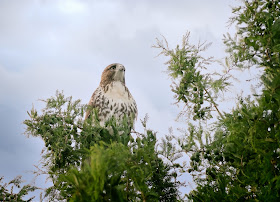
[103,81,131,100]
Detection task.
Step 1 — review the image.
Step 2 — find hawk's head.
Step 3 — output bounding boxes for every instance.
[100,63,126,87]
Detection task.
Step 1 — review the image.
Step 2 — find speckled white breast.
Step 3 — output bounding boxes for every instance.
[98,81,137,127]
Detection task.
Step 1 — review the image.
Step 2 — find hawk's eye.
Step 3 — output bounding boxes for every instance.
[111,65,116,70]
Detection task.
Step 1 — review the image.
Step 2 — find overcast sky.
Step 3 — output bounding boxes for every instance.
[0,0,259,199]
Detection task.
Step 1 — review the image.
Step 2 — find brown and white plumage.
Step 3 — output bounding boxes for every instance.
[85,63,137,128]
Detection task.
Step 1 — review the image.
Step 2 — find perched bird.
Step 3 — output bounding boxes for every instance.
[85,63,137,128]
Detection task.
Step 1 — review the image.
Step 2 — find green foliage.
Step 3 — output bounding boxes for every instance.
[154,0,280,201]
[0,176,38,202]
[224,0,280,69]
[153,32,230,121]
[58,135,178,201]
[24,91,179,201]
[153,29,233,198]
[24,92,89,185]
[58,142,130,201]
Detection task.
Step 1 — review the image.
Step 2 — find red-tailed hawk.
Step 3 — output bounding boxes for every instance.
[85,63,137,128]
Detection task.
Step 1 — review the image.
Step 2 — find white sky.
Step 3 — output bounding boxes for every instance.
[0,0,261,200]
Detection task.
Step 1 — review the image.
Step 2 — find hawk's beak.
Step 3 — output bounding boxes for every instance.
[114,66,125,83]
[119,66,125,72]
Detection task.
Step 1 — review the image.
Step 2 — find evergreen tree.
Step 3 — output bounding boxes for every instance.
[154,0,280,201]
[0,176,37,202]
[24,92,180,201]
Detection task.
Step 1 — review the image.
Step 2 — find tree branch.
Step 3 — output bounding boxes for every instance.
[204,88,224,119]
